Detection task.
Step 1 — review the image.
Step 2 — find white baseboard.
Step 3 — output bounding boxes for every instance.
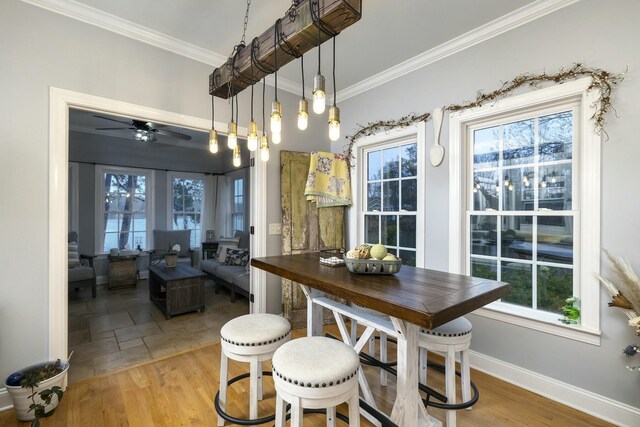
[96,275,108,285]
[0,388,12,412]
[470,350,640,426]
[139,270,148,280]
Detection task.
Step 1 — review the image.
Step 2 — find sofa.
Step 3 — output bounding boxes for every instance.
[201,231,250,302]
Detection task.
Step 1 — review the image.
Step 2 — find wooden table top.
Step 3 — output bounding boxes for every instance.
[252,253,510,329]
[148,263,206,281]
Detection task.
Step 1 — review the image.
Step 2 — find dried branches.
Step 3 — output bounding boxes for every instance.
[344,64,624,166]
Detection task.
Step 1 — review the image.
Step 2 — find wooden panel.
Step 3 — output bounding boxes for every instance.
[280,151,344,328]
[252,252,511,330]
[209,0,362,98]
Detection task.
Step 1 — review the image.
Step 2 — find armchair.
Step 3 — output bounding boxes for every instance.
[68,231,96,298]
[151,229,198,266]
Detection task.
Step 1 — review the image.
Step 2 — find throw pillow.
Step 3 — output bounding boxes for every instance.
[224,249,250,266]
[68,242,81,268]
[217,245,237,263]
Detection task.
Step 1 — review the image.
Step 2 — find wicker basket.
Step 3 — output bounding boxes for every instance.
[344,256,401,274]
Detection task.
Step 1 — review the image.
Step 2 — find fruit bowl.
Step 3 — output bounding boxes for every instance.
[344,256,402,275]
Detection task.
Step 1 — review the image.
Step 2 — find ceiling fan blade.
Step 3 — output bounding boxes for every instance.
[93,115,133,126]
[95,126,133,130]
[155,128,192,140]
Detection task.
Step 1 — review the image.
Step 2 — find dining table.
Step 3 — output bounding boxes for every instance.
[251,253,510,426]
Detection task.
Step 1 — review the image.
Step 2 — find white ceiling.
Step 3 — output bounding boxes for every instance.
[46,0,545,92]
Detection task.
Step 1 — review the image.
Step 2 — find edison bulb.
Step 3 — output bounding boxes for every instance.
[271,101,282,133]
[208,129,218,153]
[247,121,258,151]
[328,105,340,141]
[312,74,326,114]
[260,135,269,162]
[297,98,308,130]
[232,145,241,167]
[272,131,281,145]
[227,121,237,149]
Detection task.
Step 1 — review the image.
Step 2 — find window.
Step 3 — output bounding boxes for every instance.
[349,125,426,267]
[449,79,601,344]
[232,178,244,233]
[96,166,153,252]
[169,173,204,247]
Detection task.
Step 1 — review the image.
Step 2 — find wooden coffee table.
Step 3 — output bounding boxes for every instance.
[149,263,206,319]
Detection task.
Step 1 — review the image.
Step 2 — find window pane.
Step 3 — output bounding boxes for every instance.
[539,111,572,161]
[103,232,118,252]
[105,213,119,232]
[401,179,417,211]
[368,151,381,180]
[473,170,499,211]
[501,261,533,308]
[538,164,572,210]
[367,182,381,211]
[381,215,397,246]
[470,215,497,256]
[173,195,184,213]
[399,216,416,248]
[399,249,416,267]
[135,232,146,250]
[537,265,573,314]
[383,147,399,179]
[364,215,379,244]
[502,167,534,211]
[383,181,399,211]
[401,143,417,177]
[471,258,497,280]
[501,215,532,260]
[537,217,573,264]
[503,119,534,166]
[473,126,499,169]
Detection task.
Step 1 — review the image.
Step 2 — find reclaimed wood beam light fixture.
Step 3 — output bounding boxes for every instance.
[208,0,362,165]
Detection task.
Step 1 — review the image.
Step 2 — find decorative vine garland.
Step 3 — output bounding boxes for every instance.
[344,63,624,165]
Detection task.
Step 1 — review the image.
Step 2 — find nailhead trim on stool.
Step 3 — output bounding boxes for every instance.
[421,316,472,337]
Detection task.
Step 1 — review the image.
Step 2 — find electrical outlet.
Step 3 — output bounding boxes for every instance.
[269,223,282,235]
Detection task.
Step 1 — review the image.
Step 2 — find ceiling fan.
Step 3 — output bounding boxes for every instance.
[93,115,192,142]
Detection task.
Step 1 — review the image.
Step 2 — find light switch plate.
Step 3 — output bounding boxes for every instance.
[269,223,282,235]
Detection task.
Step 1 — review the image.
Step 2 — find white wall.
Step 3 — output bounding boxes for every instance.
[0,0,328,386]
[333,0,640,410]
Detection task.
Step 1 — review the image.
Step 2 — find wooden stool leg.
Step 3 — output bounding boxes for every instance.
[348,389,361,427]
[445,346,456,427]
[326,406,336,427]
[257,360,263,401]
[368,334,376,357]
[290,399,303,427]
[217,351,228,426]
[350,319,358,344]
[275,393,287,427]
[380,331,388,386]
[249,359,259,420]
[461,349,472,410]
[419,347,428,385]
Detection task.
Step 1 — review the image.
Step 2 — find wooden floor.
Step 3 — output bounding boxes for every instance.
[0,325,613,427]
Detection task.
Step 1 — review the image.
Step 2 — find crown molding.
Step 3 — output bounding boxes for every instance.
[20,0,305,96]
[337,0,581,101]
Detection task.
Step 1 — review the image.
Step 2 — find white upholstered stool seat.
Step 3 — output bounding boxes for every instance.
[420,316,473,427]
[272,337,361,427]
[217,314,291,426]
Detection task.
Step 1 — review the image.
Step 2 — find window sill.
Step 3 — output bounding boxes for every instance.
[472,303,601,346]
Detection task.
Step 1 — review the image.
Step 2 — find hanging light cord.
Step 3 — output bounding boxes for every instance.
[230,95,234,122]
[250,57,254,121]
[262,78,266,135]
[301,55,305,99]
[316,0,321,74]
[274,22,278,102]
[235,94,239,124]
[332,36,336,106]
[211,94,215,127]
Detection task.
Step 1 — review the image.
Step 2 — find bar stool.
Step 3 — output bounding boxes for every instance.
[216,313,291,426]
[272,336,361,427]
[419,316,473,427]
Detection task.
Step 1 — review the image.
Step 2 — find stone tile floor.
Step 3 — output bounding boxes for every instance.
[67,279,249,383]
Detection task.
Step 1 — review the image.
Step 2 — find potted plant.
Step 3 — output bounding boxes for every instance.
[4,359,69,426]
[164,244,180,267]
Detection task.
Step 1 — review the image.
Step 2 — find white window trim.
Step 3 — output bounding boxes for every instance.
[348,123,427,267]
[448,78,601,345]
[166,171,205,247]
[95,164,155,254]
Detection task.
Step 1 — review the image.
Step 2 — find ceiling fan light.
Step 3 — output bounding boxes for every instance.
[227,121,237,149]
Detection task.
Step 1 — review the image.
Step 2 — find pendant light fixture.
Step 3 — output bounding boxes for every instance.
[312,0,326,114]
[328,36,340,141]
[247,55,258,151]
[227,94,238,149]
[270,23,282,144]
[209,94,218,153]
[260,77,270,162]
[298,54,308,130]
